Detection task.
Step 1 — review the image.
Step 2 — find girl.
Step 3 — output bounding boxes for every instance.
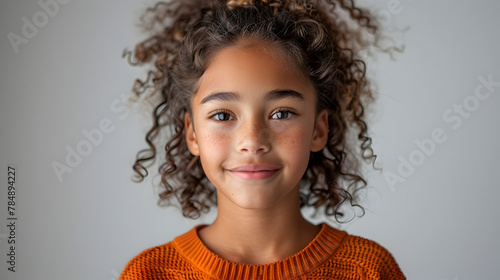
[120,0,405,279]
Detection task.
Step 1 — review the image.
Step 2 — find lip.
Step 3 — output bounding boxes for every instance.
[226,164,281,180]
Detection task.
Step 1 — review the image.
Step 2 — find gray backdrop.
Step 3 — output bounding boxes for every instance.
[1,0,499,279]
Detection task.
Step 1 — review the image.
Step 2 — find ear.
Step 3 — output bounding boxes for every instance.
[310,110,329,152]
[184,112,200,156]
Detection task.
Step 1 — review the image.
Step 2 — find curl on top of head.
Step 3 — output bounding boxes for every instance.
[125,0,385,221]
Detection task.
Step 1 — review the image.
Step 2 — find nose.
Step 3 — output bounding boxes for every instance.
[237,118,271,154]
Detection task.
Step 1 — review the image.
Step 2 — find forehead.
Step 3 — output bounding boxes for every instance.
[194,39,313,99]
[219,38,306,77]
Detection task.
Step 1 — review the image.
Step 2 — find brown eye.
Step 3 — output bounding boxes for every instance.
[211,112,235,121]
[271,109,294,120]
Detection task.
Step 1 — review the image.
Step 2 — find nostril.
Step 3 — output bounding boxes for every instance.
[238,135,271,154]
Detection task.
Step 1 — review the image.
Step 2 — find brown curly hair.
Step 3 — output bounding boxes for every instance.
[125,0,383,221]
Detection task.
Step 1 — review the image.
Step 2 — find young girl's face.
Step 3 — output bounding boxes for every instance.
[185,40,328,210]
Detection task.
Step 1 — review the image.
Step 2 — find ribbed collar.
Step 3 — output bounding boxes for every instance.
[172,223,347,279]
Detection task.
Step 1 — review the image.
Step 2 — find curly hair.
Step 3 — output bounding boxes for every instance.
[125,0,383,221]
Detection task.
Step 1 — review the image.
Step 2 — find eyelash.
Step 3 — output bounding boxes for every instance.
[209,110,235,121]
[209,107,297,121]
[270,107,296,120]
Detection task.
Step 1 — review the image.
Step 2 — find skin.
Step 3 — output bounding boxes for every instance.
[184,39,329,265]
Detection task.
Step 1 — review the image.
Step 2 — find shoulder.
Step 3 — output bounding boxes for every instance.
[118,226,205,280]
[333,233,406,280]
[339,234,399,263]
[118,242,181,280]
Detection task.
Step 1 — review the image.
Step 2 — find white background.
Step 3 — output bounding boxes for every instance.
[1,0,499,279]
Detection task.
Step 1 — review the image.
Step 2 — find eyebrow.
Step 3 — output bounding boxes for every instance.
[265,89,304,102]
[200,91,239,104]
[200,89,305,104]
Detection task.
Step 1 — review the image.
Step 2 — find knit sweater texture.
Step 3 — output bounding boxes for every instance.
[119,223,405,280]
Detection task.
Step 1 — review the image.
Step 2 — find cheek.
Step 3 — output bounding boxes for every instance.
[197,131,231,184]
[198,130,232,161]
[273,127,311,183]
[273,126,311,158]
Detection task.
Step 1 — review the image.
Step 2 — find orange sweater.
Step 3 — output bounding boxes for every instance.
[119,223,405,279]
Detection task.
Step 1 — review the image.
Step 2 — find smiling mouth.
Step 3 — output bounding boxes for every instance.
[226,165,281,180]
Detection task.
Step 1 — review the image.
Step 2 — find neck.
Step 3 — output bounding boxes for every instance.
[198,187,320,265]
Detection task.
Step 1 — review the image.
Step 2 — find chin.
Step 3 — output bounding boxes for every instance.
[230,191,285,210]
[217,181,300,211]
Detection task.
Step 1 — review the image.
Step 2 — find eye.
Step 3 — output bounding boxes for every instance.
[210,111,235,121]
[271,108,295,120]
